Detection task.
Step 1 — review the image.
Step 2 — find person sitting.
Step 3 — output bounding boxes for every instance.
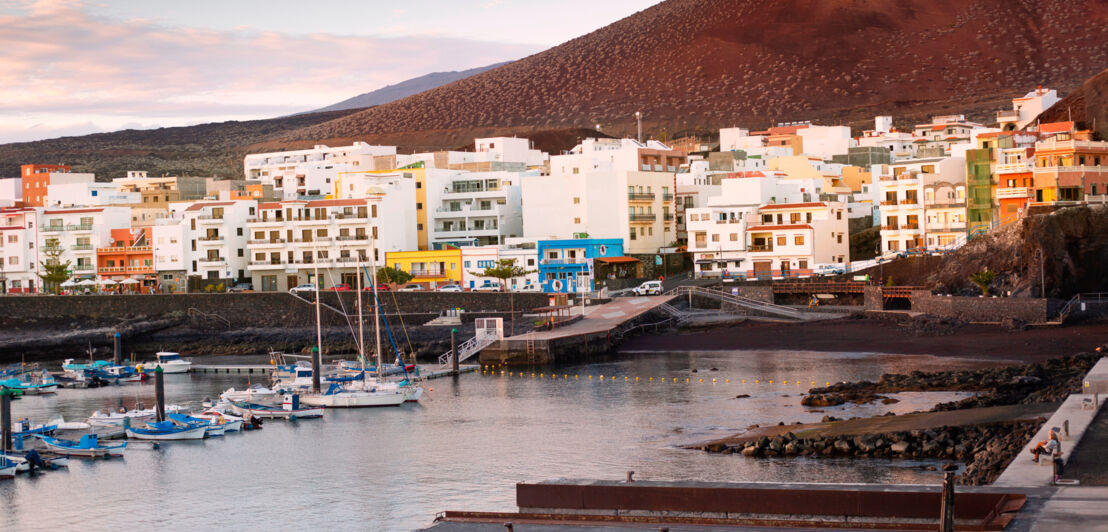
[1031,428,1062,462]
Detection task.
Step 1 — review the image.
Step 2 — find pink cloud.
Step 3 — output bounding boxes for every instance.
[0,0,538,142]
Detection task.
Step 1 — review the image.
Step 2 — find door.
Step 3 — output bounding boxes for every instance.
[286,275,299,290]
[753,261,771,280]
[780,261,791,279]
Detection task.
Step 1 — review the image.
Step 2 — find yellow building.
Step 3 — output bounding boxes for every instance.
[840,165,872,194]
[385,248,462,286]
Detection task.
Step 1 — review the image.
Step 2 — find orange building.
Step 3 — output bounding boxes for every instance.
[21,164,70,207]
[96,228,155,289]
[1032,122,1108,204]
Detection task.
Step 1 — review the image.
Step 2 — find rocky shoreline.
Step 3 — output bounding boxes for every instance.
[700,351,1103,485]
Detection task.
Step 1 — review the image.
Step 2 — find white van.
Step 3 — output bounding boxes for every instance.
[632,280,664,296]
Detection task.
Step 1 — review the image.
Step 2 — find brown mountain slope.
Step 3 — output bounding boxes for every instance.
[288,0,1108,145]
[1036,67,1108,140]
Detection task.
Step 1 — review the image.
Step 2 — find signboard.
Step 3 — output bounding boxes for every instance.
[655,255,663,266]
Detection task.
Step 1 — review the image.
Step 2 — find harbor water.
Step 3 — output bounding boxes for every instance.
[1,350,998,531]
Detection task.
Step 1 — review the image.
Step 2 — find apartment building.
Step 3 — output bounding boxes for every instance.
[744,202,849,279]
[178,201,254,284]
[428,170,523,248]
[152,219,187,293]
[521,138,684,254]
[246,198,403,291]
[114,171,208,204]
[876,157,966,254]
[0,178,22,206]
[0,207,39,293]
[997,87,1059,131]
[1031,124,1108,204]
[244,142,397,200]
[46,181,137,207]
[912,115,983,140]
[21,164,95,207]
[674,160,723,245]
[333,170,419,250]
[38,206,131,283]
[403,137,547,171]
[96,228,155,289]
[536,238,627,293]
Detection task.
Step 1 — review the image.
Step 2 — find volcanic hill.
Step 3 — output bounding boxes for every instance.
[3,0,1108,178]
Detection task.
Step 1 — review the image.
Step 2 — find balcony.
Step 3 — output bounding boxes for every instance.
[662,193,674,201]
[926,222,967,232]
[66,224,93,232]
[72,244,93,251]
[903,222,920,230]
[335,235,368,242]
[198,257,226,264]
[996,109,1020,121]
[880,200,898,206]
[246,217,284,225]
[629,213,657,222]
[73,264,95,271]
[248,239,286,245]
[42,225,64,233]
[748,244,773,252]
[332,213,367,221]
[628,192,656,201]
[899,199,920,206]
[198,236,224,242]
[996,187,1032,200]
[541,258,588,265]
[99,266,125,273]
[248,260,287,268]
[196,215,223,222]
[664,213,674,222]
[881,225,900,231]
[410,269,445,278]
[995,162,1031,174]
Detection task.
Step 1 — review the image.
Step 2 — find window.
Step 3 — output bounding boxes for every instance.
[837,234,843,244]
[776,235,786,246]
[573,197,580,204]
[237,228,243,236]
[835,211,842,220]
[416,203,422,210]
[711,234,719,242]
[574,217,581,224]
[629,228,636,240]
[794,235,804,245]
[730,233,738,241]
[237,249,244,257]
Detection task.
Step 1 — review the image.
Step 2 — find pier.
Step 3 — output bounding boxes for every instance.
[192,363,478,380]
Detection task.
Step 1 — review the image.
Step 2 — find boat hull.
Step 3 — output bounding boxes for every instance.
[0,464,14,479]
[229,403,324,419]
[39,440,110,458]
[300,391,405,408]
[126,425,207,440]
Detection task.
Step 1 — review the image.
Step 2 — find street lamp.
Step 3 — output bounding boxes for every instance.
[635,111,642,143]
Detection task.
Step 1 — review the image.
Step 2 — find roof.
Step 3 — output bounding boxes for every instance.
[43,208,103,214]
[0,226,24,231]
[931,125,946,131]
[258,202,282,209]
[758,202,826,211]
[1039,121,1075,134]
[747,224,813,231]
[594,256,640,264]
[184,201,235,211]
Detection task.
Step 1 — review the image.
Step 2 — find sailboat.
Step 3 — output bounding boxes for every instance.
[299,251,405,408]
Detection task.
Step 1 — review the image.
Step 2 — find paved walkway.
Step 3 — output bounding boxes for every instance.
[507,296,674,342]
[1007,487,1108,531]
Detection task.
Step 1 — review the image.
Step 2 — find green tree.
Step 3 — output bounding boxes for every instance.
[376,266,413,286]
[470,258,536,334]
[969,268,996,296]
[38,244,71,294]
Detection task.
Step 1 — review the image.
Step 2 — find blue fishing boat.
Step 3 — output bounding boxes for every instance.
[167,413,224,437]
[37,434,125,458]
[0,456,15,479]
[125,419,207,440]
[0,376,58,395]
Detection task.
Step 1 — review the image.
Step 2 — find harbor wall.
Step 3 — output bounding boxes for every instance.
[0,292,552,329]
[909,291,1052,323]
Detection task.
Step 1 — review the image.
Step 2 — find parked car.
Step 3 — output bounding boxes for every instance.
[289,283,316,294]
[437,284,463,292]
[329,284,351,292]
[363,284,390,292]
[515,283,541,292]
[632,280,664,296]
[398,284,424,292]
[474,282,503,292]
[228,282,253,293]
[814,264,846,277]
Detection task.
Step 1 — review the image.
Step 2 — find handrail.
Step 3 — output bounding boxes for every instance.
[438,331,500,367]
[665,285,803,319]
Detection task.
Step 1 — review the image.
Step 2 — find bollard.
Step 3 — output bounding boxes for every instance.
[1063,419,1070,438]
[311,346,321,394]
[451,328,459,376]
[626,470,634,483]
[1,392,11,452]
[113,331,122,365]
[154,368,166,422]
[939,471,955,532]
[504,523,513,532]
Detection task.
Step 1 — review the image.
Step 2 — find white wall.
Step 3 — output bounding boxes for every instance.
[797,126,853,160]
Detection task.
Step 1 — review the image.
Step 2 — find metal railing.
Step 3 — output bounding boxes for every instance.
[629,213,657,222]
[666,286,803,320]
[628,192,656,201]
[438,331,501,367]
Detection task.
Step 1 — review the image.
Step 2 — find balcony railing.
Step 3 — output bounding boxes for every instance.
[198,236,224,242]
[43,225,64,232]
[880,200,898,206]
[748,244,773,252]
[73,264,94,271]
[196,215,223,221]
[410,270,445,277]
[248,239,286,245]
[96,245,152,253]
[996,109,1019,120]
[662,193,674,201]
[664,213,674,221]
[249,260,286,266]
[335,235,368,242]
[629,213,657,222]
[903,223,920,230]
[66,224,93,232]
[198,257,226,263]
[72,244,93,251]
[99,266,125,273]
[541,258,587,265]
[899,199,920,205]
[881,225,900,231]
[628,192,656,201]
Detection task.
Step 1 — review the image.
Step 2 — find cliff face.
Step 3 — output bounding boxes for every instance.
[929,205,1108,298]
[1035,67,1108,140]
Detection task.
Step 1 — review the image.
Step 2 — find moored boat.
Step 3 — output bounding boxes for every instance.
[37,433,124,458]
[125,419,207,441]
[230,394,324,419]
[192,409,245,432]
[219,383,278,404]
[0,456,15,479]
[138,352,192,374]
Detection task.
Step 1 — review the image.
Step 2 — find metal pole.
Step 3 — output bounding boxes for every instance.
[154,368,165,422]
[939,471,955,532]
[311,346,321,394]
[1040,249,1045,298]
[1,392,11,452]
[113,331,121,365]
[451,328,459,376]
[635,111,642,143]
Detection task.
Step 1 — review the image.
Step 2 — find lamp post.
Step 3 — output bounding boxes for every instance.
[635,111,642,143]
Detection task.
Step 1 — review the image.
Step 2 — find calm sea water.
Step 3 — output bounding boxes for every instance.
[1,350,996,531]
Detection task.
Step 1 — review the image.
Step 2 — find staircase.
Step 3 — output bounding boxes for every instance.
[1055,293,1108,324]
[287,291,347,316]
[667,285,804,320]
[438,332,501,367]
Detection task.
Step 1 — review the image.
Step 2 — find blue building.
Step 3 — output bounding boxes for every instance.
[537,238,630,293]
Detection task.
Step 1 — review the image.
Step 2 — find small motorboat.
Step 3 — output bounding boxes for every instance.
[192,410,245,432]
[138,352,192,374]
[125,419,207,441]
[300,382,406,408]
[11,418,58,437]
[88,409,154,427]
[167,413,223,437]
[219,384,278,404]
[1,370,59,395]
[230,394,324,419]
[2,450,69,471]
[38,433,125,458]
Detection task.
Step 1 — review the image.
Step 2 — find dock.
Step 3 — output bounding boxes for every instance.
[480,295,676,365]
[191,363,478,379]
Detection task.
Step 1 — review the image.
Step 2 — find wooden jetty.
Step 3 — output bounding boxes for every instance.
[192,363,478,380]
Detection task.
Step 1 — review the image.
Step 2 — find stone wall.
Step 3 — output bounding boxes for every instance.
[863,286,884,311]
[0,292,552,329]
[910,290,1051,323]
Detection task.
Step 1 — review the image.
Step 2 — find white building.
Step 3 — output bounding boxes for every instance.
[998,87,1060,131]
[0,207,39,292]
[0,178,22,206]
[743,202,849,279]
[38,206,132,283]
[521,138,684,254]
[46,181,138,207]
[875,157,966,255]
[177,200,255,283]
[427,170,524,247]
[719,128,767,152]
[152,219,187,292]
[797,125,854,160]
[244,142,398,200]
[245,198,411,291]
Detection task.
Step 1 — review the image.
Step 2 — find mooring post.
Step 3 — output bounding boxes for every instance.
[939,471,955,532]
[154,367,166,422]
[311,346,321,394]
[1,391,11,452]
[113,331,122,365]
[451,327,459,376]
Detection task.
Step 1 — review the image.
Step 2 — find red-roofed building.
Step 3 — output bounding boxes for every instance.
[0,207,39,293]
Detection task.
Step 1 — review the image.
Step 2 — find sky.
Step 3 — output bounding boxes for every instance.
[0,0,662,143]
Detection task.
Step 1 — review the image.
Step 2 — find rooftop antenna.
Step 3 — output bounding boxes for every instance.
[635,111,642,143]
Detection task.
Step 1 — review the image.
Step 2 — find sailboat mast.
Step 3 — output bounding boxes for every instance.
[357,258,365,371]
[313,242,322,394]
[370,231,382,375]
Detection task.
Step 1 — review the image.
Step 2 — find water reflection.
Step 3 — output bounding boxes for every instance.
[1,350,1000,531]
